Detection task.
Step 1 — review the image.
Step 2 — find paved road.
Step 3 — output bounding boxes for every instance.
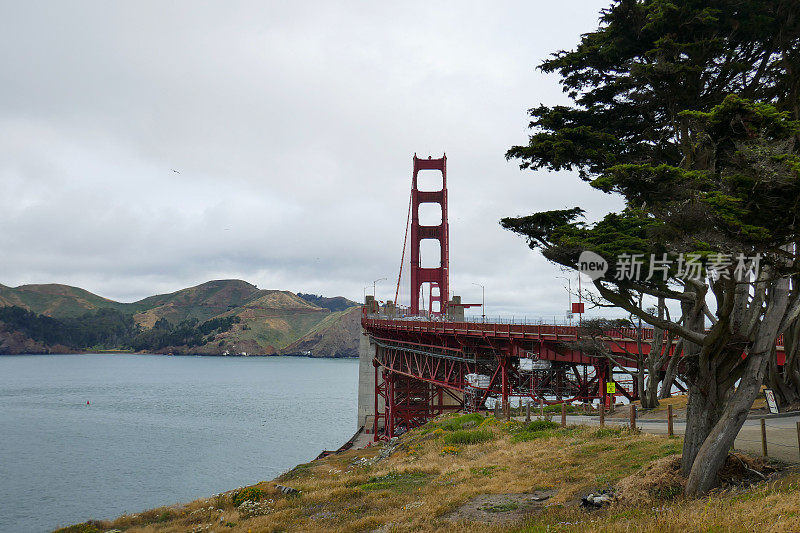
[564,414,800,463]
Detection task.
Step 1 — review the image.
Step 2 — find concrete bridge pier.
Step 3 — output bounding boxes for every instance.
[357,326,383,435]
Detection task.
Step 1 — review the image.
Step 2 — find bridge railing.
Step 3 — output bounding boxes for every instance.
[363,312,648,340]
[362,309,785,348]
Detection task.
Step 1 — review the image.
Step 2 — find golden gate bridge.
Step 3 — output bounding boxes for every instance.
[358,155,787,441]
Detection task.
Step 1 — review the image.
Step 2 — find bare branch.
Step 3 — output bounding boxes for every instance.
[594,280,706,345]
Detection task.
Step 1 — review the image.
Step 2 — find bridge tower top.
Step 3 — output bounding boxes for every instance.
[410,154,449,315]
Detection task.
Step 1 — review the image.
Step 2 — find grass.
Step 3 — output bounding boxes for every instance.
[481,501,520,513]
[358,470,433,492]
[509,420,578,443]
[65,412,799,533]
[442,429,495,445]
[422,413,485,433]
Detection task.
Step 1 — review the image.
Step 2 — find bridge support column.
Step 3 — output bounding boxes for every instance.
[358,331,380,431]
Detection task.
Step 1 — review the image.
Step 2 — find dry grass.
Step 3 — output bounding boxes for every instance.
[61,413,800,533]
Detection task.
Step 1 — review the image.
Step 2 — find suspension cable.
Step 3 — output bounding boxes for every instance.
[394,191,412,305]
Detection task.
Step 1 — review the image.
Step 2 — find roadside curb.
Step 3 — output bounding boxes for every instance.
[746,411,800,420]
[564,412,800,424]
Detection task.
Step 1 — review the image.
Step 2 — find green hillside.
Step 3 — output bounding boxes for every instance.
[280,306,361,357]
[0,284,136,318]
[0,280,361,356]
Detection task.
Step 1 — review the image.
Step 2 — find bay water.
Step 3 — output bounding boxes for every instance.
[0,354,358,532]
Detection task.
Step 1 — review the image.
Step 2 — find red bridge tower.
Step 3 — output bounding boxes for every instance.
[410,155,449,315]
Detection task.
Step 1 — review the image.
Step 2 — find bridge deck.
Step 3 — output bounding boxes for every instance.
[361,315,787,440]
[362,316,786,362]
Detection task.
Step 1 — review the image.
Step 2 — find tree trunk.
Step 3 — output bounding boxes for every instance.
[636,369,646,407]
[642,367,660,408]
[684,348,771,495]
[680,380,724,475]
[659,345,681,399]
[642,296,665,408]
[680,291,713,475]
[684,276,789,496]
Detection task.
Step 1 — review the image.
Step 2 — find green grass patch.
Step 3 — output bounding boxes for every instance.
[659,441,682,455]
[509,420,580,443]
[524,420,560,432]
[481,501,520,513]
[442,429,495,445]
[422,413,485,433]
[471,465,506,477]
[359,470,432,492]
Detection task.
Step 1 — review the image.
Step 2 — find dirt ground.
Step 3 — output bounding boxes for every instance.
[442,489,557,524]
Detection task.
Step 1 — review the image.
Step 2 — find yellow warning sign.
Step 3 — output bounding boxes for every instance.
[606,382,616,394]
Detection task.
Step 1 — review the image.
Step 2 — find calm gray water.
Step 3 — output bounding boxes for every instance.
[0,354,358,533]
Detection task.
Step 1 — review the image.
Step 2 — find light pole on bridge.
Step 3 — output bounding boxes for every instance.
[472,282,485,322]
[373,277,387,298]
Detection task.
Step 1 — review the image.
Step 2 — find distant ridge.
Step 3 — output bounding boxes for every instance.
[0,280,360,357]
[297,293,359,313]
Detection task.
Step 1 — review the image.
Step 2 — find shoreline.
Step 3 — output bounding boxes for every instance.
[54,412,800,533]
[0,351,358,359]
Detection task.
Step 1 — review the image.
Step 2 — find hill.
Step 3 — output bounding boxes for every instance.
[0,283,135,318]
[280,306,362,357]
[0,280,361,356]
[57,413,794,533]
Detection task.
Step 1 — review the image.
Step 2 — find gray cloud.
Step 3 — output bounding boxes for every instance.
[0,1,622,318]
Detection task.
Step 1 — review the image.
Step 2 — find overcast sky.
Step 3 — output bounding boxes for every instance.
[0,1,622,319]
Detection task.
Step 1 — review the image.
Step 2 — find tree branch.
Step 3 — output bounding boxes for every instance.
[594,280,706,345]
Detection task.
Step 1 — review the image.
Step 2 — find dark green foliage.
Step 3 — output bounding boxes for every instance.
[504,1,800,285]
[508,420,577,443]
[198,316,240,335]
[130,315,240,351]
[0,305,240,352]
[131,316,239,351]
[525,420,560,432]
[296,293,357,312]
[437,413,485,431]
[232,487,266,507]
[420,413,485,433]
[442,429,495,445]
[508,0,800,176]
[0,306,137,349]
